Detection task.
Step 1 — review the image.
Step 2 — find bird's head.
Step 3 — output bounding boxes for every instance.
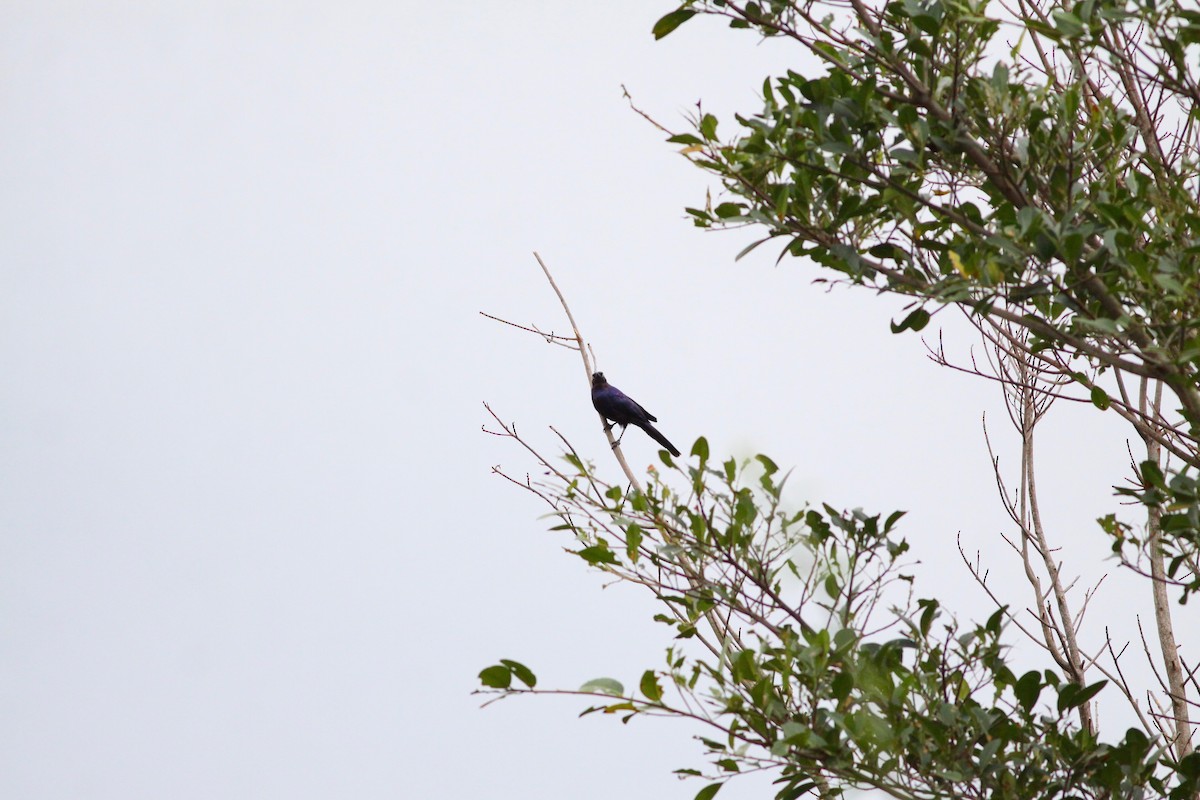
[591,372,607,388]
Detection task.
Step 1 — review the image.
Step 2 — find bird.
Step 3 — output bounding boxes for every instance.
[590,371,681,457]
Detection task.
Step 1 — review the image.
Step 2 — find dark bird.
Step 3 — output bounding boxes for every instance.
[590,371,681,457]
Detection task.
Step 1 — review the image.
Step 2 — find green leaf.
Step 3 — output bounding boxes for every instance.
[1090,385,1111,410]
[500,659,537,688]
[640,670,664,702]
[869,242,906,260]
[775,780,818,800]
[831,669,854,702]
[691,437,710,461]
[918,598,939,636]
[626,523,643,561]
[694,783,724,800]
[731,649,758,682]
[700,113,719,141]
[1024,17,1061,40]
[1057,679,1107,712]
[479,664,512,689]
[652,8,697,40]
[890,307,930,333]
[734,236,772,261]
[1052,9,1084,37]
[1073,679,1108,706]
[578,545,619,565]
[667,133,704,145]
[1177,750,1200,778]
[1014,670,1042,712]
[1141,460,1166,488]
[912,12,942,34]
[581,677,625,696]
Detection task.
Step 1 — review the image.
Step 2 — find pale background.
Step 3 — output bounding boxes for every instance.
[0,3,1181,799]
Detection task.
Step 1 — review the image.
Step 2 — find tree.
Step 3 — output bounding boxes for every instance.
[480,2,1200,798]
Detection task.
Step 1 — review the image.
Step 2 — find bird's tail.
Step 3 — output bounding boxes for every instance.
[640,422,681,457]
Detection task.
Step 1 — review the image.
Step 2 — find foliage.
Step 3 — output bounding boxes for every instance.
[661,1,1200,525]
[481,438,1200,798]
[481,1,1200,797]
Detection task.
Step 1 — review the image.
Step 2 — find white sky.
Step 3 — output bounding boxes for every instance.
[1,3,1192,799]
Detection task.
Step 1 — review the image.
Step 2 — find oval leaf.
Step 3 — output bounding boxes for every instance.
[652,9,696,40]
[640,670,663,702]
[500,659,537,688]
[890,307,930,333]
[581,677,625,696]
[479,664,511,689]
[578,545,618,565]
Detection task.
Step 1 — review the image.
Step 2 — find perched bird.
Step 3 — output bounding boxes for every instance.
[590,371,681,457]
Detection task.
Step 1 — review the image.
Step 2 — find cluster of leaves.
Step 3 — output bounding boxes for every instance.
[481,444,1200,798]
[1105,459,1200,600]
[655,0,1200,609]
[663,0,1200,390]
[484,0,1200,796]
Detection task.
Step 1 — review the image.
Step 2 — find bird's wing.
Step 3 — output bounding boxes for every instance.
[633,399,655,423]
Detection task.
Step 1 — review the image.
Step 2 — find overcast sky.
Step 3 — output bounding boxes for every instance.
[1,3,1192,799]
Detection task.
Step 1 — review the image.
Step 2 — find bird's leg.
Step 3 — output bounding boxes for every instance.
[612,424,628,449]
[601,420,623,449]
